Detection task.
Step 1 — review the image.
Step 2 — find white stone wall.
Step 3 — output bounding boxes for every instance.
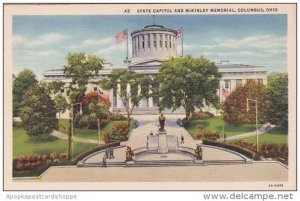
[132,29,176,61]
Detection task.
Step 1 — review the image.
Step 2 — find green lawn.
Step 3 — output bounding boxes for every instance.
[241,126,288,145]
[57,118,134,141]
[186,116,262,138]
[13,123,96,159]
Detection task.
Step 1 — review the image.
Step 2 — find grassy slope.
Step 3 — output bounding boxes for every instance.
[13,123,96,159]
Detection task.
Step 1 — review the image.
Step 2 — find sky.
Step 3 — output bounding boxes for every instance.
[12,15,287,80]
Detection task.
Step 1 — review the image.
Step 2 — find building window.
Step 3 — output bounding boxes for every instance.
[142,35,145,49]
[165,41,168,48]
[170,41,172,48]
[137,37,140,49]
[224,80,230,89]
[147,34,150,48]
[159,34,163,47]
[236,79,242,87]
[154,34,157,48]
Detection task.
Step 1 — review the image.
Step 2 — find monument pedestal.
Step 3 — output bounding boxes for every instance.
[193,159,206,165]
[125,160,136,166]
[158,132,168,154]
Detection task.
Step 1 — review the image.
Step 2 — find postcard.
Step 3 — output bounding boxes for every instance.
[3,3,296,190]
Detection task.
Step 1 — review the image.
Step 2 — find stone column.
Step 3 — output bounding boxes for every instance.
[117,83,122,108]
[127,83,132,109]
[149,83,153,108]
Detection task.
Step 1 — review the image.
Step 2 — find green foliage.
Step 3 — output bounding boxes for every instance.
[64,52,103,105]
[47,81,65,94]
[222,80,270,125]
[64,52,104,87]
[100,69,151,127]
[76,99,110,129]
[13,69,38,116]
[155,56,221,122]
[20,84,58,135]
[266,73,288,128]
[54,94,68,119]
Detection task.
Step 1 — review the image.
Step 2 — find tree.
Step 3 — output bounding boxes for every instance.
[222,80,270,125]
[266,73,288,128]
[64,52,104,104]
[100,69,151,127]
[54,94,68,119]
[13,69,38,116]
[63,52,103,160]
[20,84,57,135]
[47,81,65,94]
[76,92,111,129]
[155,56,221,123]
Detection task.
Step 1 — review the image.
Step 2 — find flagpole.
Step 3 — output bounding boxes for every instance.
[126,28,128,60]
[181,27,183,57]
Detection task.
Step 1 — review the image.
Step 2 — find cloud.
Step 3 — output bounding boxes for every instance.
[26,33,66,48]
[24,50,59,56]
[13,35,27,45]
[81,37,114,46]
[213,35,286,50]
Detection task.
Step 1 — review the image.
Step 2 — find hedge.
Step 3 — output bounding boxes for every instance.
[202,140,257,159]
[74,141,120,163]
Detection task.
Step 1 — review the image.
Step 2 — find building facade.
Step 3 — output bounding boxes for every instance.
[43,24,268,115]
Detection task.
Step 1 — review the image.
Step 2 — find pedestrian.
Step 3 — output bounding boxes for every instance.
[224,134,227,142]
[105,148,109,158]
[110,147,115,159]
[102,155,107,168]
[180,135,184,144]
[150,131,153,136]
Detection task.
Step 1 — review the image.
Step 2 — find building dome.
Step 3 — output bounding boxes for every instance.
[131,24,177,62]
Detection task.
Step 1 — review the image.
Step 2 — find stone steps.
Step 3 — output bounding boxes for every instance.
[82,159,246,168]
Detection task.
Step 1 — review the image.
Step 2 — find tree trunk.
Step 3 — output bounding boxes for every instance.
[127,112,131,128]
[68,118,72,161]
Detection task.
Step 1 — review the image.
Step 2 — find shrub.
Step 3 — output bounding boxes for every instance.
[103,131,111,144]
[203,139,257,159]
[196,130,220,141]
[110,113,127,121]
[181,118,189,127]
[110,123,129,141]
[192,111,214,120]
[13,152,68,171]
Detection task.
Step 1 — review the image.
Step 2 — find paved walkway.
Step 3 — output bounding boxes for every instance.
[226,123,275,141]
[51,130,103,144]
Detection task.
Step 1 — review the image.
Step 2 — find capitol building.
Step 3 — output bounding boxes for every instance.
[43,23,268,115]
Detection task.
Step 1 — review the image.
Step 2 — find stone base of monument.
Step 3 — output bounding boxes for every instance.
[157,147,169,154]
[193,159,206,165]
[125,160,136,166]
[159,130,167,135]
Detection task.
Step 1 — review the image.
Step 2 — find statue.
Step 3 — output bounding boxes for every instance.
[125,146,134,161]
[195,145,203,160]
[158,113,166,131]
